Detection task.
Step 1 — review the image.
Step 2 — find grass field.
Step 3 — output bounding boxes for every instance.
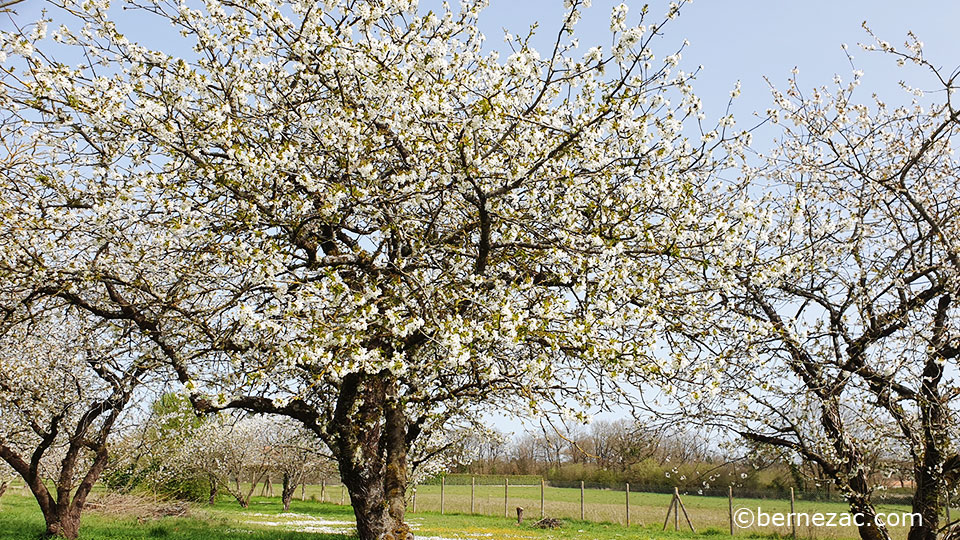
[408,483,918,540]
[0,482,922,540]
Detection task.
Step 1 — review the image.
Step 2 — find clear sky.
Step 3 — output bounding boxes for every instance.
[470,0,960,126]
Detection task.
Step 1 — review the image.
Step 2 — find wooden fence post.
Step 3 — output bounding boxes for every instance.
[321,479,326,503]
[790,487,796,540]
[540,478,545,519]
[440,476,445,515]
[661,489,695,533]
[674,487,680,531]
[580,481,585,521]
[675,487,696,533]
[471,476,475,514]
[729,486,734,535]
[626,483,630,526]
[663,491,678,531]
[412,487,417,513]
[504,477,509,518]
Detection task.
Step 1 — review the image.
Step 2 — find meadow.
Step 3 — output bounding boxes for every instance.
[409,483,917,540]
[0,482,920,540]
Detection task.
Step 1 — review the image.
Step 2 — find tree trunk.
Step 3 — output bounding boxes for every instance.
[847,494,892,540]
[331,372,412,540]
[908,412,944,540]
[909,468,941,540]
[241,471,264,507]
[819,401,891,540]
[382,378,409,533]
[208,475,218,505]
[340,458,409,540]
[230,476,251,508]
[35,451,107,539]
[907,318,949,540]
[248,471,258,502]
[282,472,296,512]
[44,505,82,540]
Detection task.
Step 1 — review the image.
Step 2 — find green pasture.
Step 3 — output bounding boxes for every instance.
[409,483,918,539]
[0,482,925,540]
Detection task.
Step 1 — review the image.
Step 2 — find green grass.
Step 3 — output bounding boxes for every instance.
[0,489,349,539]
[0,482,921,540]
[410,483,919,539]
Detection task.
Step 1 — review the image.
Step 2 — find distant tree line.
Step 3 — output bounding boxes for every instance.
[445,420,914,501]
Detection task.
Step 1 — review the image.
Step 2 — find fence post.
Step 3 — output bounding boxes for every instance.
[580,481,585,521]
[540,478,545,519]
[471,476,475,514]
[412,487,417,513]
[626,482,630,526]
[504,477,509,518]
[729,486,734,535]
[790,487,796,540]
[663,491,677,531]
[300,481,305,501]
[321,479,326,503]
[440,476,445,515]
[674,487,679,531]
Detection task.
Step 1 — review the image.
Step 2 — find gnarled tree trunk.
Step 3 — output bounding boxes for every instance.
[332,372,412,540]
[906,397,945,540]
[281,472,297,511]
[819,400,891,540]
[0,401,122,540]
[43,446,110,539]
[907,299,950,540]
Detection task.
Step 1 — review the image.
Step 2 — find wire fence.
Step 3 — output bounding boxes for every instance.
[295,475,919,538]
[397,476,924,539]
[421,474,914,505]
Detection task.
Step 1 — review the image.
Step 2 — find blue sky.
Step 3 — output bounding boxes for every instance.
[472,0,960,125]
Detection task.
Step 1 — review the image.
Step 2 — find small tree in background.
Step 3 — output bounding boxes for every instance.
[262,419,330,512]
[104,393,213,501]
[176,416,275,509]
[0,305,161,539]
